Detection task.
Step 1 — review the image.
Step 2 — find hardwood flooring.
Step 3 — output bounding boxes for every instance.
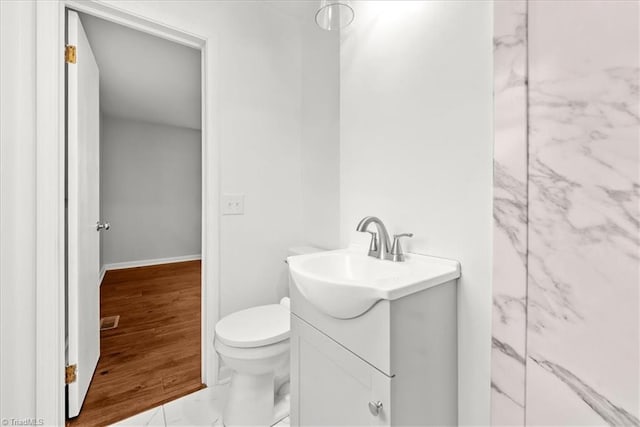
[68,261,203,427]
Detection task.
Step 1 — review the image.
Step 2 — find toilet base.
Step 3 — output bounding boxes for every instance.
[272,390,290,426]
[221,374,290,427]
[223,371,274,426]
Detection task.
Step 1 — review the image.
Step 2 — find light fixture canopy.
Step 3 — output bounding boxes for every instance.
[315,0,354,31]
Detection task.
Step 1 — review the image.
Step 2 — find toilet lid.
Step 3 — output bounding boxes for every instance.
[215,304,290,348]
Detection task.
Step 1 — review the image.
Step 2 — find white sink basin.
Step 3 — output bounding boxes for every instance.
[287,248,460,319]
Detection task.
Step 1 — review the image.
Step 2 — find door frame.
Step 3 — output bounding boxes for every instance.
[35,1,220,425]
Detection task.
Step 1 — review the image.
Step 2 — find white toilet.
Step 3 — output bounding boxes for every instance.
[214,246,322,426]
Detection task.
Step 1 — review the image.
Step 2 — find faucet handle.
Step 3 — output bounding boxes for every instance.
[391,233,413,262]
[366,231,378,255]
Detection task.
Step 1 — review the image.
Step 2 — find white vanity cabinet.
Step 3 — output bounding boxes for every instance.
[289,278,458,426]
[290,316,392,426]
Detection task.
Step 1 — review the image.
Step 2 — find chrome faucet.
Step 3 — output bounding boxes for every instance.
[356,216,413,262]
[356,216,392,260]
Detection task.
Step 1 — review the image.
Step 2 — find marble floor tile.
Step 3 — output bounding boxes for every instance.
[111,406,165,427]
[274,416,290,426]
[163,386,227,426]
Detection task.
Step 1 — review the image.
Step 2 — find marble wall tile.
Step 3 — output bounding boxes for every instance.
[492,1,639,425]
[526,1,639,425]
[491,1,528,425]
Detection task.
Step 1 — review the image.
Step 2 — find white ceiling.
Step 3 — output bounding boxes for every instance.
[79,13,201,130]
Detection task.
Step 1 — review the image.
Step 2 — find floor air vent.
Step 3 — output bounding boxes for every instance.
[100,315,120,331]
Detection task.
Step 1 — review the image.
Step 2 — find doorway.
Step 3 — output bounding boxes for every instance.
[65,9,204,425]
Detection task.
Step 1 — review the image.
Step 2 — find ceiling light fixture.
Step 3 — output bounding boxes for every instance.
[315,0,354,31]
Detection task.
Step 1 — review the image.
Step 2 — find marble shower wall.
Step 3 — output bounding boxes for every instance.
[526,1,639,425]
[491,0,528,425]
[492,1,639,425]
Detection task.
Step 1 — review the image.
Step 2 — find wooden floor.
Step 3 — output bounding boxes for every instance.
[68,261,203,427]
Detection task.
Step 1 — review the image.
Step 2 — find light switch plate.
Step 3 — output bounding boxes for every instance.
[222,194,245,215]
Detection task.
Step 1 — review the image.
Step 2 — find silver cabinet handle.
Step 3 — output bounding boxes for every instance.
[368,401,383,416]
[96,221,110,231]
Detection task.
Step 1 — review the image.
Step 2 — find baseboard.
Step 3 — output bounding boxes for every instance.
[99,266,107,286]
[102,255,202,273]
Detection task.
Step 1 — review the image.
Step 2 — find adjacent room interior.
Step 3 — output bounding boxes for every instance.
[66,12,203,426]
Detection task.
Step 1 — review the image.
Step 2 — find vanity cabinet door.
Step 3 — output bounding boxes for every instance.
[290,314,391,426]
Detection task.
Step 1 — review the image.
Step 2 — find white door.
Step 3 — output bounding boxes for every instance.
[66,10,102,418]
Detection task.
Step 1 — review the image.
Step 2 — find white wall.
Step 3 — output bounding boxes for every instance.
[339,2,493,424]
[213,4,304,316]
[100,115,202,267]
[300,19,341,250]
[0,0,37,420]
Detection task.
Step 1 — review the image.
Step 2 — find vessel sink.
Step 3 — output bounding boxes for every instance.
[287,248,460,319]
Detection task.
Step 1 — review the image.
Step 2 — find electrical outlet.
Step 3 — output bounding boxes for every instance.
[222,194,245,215]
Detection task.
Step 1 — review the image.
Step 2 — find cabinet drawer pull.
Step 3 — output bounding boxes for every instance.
[368,401,383,416]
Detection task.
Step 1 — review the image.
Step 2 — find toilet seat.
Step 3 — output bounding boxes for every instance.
[214,338,290,364]
[215,304,289,348]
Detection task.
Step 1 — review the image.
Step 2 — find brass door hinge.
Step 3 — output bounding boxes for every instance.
[65,45,76,64]
[65,364,77,384]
